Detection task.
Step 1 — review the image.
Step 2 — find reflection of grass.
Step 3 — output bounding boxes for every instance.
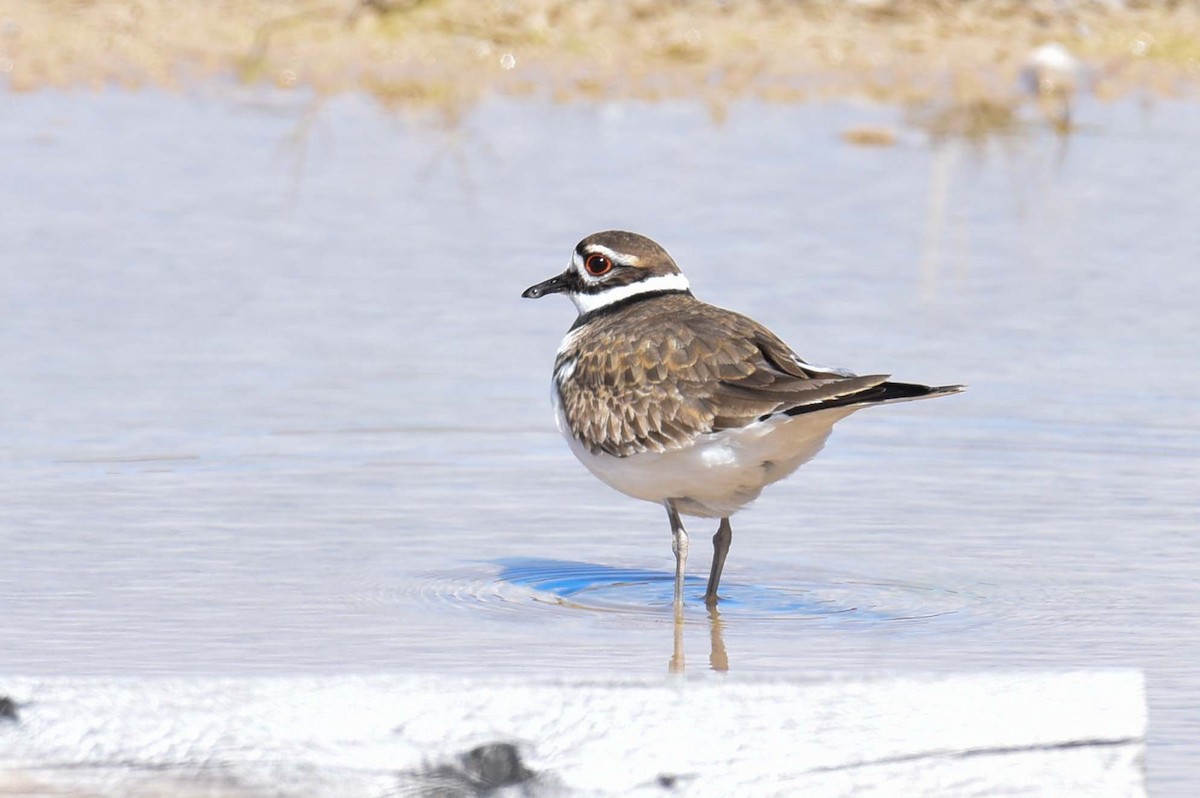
[1,0,1198,114]
[842,126,898,147]
[912,98,1023,143]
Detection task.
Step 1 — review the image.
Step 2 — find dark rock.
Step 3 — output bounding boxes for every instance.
[0,696,17,722]
[419,741,536,795]
[458,742,534,789]
[654,772,698,791]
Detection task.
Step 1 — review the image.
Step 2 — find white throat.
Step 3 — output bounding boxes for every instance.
[570,272,691,315]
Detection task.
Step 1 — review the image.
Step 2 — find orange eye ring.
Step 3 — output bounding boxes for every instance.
[584,253,612,276]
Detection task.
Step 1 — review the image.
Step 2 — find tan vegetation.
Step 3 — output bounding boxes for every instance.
[1,0,1198,113]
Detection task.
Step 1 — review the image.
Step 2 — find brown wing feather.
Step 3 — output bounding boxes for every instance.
[557,294,887,457]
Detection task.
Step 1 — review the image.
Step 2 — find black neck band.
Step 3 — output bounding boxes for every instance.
[569,289,693,331]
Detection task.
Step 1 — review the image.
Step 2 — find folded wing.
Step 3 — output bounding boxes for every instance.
[559,301,962,458]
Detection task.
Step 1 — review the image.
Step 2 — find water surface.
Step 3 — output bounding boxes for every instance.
[1,89,1198,792]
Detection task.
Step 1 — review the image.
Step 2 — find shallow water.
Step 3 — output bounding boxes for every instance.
[1,89,1198,792]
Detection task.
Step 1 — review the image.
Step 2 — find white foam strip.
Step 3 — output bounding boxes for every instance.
[0,671,1147,797]
[570,272,691,315]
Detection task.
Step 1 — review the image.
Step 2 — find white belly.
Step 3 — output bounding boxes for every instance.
[554,395,858,518]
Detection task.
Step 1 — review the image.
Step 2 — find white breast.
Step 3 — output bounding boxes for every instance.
[552,384,858,518]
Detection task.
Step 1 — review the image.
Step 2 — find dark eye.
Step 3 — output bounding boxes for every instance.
[584,253,612,276]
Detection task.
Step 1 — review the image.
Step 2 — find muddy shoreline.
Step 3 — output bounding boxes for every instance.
[2,1,1198,111]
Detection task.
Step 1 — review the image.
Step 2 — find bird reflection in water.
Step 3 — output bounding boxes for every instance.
[669,604,729,674]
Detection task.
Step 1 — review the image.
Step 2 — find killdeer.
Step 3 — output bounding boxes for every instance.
[522,231,964,610]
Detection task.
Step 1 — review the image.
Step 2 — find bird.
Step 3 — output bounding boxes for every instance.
[1020,41,1084,134]
[522,231,964,610]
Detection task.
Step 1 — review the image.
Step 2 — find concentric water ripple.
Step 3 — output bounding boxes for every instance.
[360,558,977,626]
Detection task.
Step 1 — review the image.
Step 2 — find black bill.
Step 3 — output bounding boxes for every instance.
[521,272,571,299]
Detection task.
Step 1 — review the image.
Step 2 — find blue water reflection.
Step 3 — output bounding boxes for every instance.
[494,557,961,623]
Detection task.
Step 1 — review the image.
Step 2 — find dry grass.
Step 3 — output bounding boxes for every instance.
[1,0,1198,113]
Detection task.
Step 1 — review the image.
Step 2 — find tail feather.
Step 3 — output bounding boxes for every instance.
[783,381,965,417]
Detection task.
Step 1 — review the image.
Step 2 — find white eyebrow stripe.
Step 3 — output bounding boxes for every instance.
[581,243,626,263]
[575,244,640,279]
[570,272,691,314]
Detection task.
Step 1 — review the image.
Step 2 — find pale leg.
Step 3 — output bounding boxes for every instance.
[663,500,689,611]
[704,517,733,606]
